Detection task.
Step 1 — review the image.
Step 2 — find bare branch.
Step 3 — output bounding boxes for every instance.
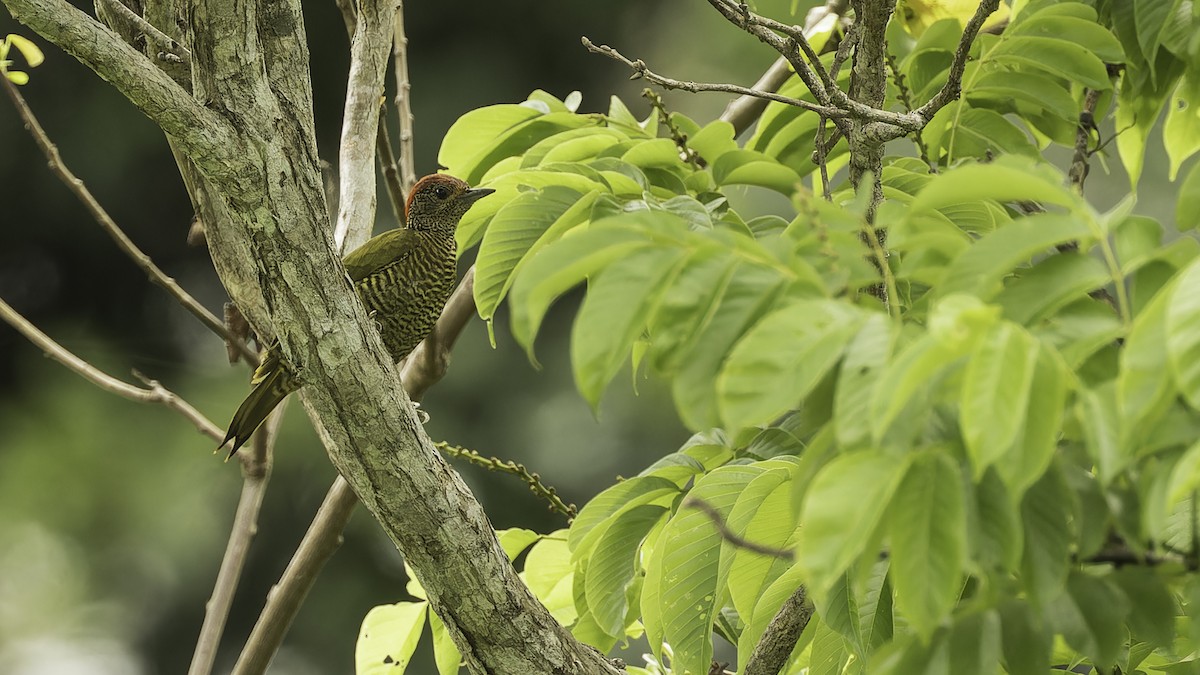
[189,406,281,675]
[743,586,813,675]
[376,120,407,227]
[0,44,259,366]
[582,36,846,118]
[230,268,483,673]
[333,0,399,252]
[719,57,793,136]
[0,296,224,442]
[392,0,417,194]
[231,475,359,675]
[684,498,794,560]
[95,0,191,68]
[912,0,1002,122]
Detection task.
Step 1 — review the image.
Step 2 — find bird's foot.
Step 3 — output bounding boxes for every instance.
[411,401,430,424]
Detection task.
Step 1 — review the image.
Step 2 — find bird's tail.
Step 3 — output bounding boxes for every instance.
[220,349,295,459]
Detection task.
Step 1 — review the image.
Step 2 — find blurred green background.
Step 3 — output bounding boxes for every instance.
[0,1,1180,673]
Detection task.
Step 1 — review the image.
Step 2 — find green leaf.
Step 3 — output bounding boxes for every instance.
[4,34,43,68]
[496,528,540,560]
[990,35,1112,89]
[1167,259,1200,409]
[947,610,1003,675]
[572,247,688,409]
[1020,464,1073,602]
[939,214,1091,300]
[908,158,1077,215]
[1078,383,1125,484]
[1111,567,1176,647]
[584,504,666,637]
[970,468,1023,572]
[1134,0,1172,69]
[1045,571,1130,670]
[998,600,1051,675]
[1120,272,1178,442]
[808,615,850,675]
[655,466,762,675]
[834,315,897,448]
[1165,75,1200,179]
[1166,438,1200,507]
[671,263,789,430]
[1007,12,1125,62]
[798,451,909,596]
[888,451,967,639]
[689,120,737,164]
[739,562,811,672]
[569,475,680,561]
[440,106,547,174]
[718,300,866,430]
[1178,160,1200,230]
[507,224,650,357]
[524,532,578,627]
[427,608,462,675]
[965,71,1081,122]
[936,107,1040,161]
[356,602,428,675]
[724,469,798,621]
[998,345,1067,495]
[960,322,1039,478]
[994,253,1111,325]
[474,187,588,322]
[712,149,803,194]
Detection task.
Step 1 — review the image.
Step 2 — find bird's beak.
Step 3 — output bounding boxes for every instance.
[459,187,495,206]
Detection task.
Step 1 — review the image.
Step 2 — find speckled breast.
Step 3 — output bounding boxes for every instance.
[354,236,458,363]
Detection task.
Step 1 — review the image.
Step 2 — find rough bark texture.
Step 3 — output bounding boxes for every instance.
[847,0,895,219]
[3,0,621,671]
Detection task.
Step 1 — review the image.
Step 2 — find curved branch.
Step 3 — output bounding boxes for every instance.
[0,73,258,366]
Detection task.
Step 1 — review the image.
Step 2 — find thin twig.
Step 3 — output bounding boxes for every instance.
[719,57,793,137]
[684,498,794,560]
[742,586,813,675]
[582,36,847,119]
[230,268,481,674]
[911,0,1002,122]
[1069,88,1102,193]
[886,50,934,171]
[436,442,577,519]
[376,114,407,226]
[0,295,224,441]
[95,0,191,68]
[230,475,359,675]
[188,406,281,675]
[643,89,703,169]
[392,0,417,194]
[0,73,259,366]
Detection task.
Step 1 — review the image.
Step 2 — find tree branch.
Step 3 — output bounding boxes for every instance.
[0,72,258,366]
[333,0,398,252]
[582,37,847,118]
[0,296,224,442]
[684,498,794,560]
[392,0,417,194]
[11,0,621,669]
[743,586,813,675]
[911,0,1002,122]
[189,406,281,675]
[231,267,521,674]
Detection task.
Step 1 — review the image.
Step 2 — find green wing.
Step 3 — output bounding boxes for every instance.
[342,228,418,283]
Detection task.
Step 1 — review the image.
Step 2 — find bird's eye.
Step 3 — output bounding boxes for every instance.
[434,186,450,200]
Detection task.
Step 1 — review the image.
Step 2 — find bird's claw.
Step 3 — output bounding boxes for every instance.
[411,401,430,424]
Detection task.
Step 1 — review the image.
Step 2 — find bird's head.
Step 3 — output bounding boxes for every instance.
[404,174,494,233]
